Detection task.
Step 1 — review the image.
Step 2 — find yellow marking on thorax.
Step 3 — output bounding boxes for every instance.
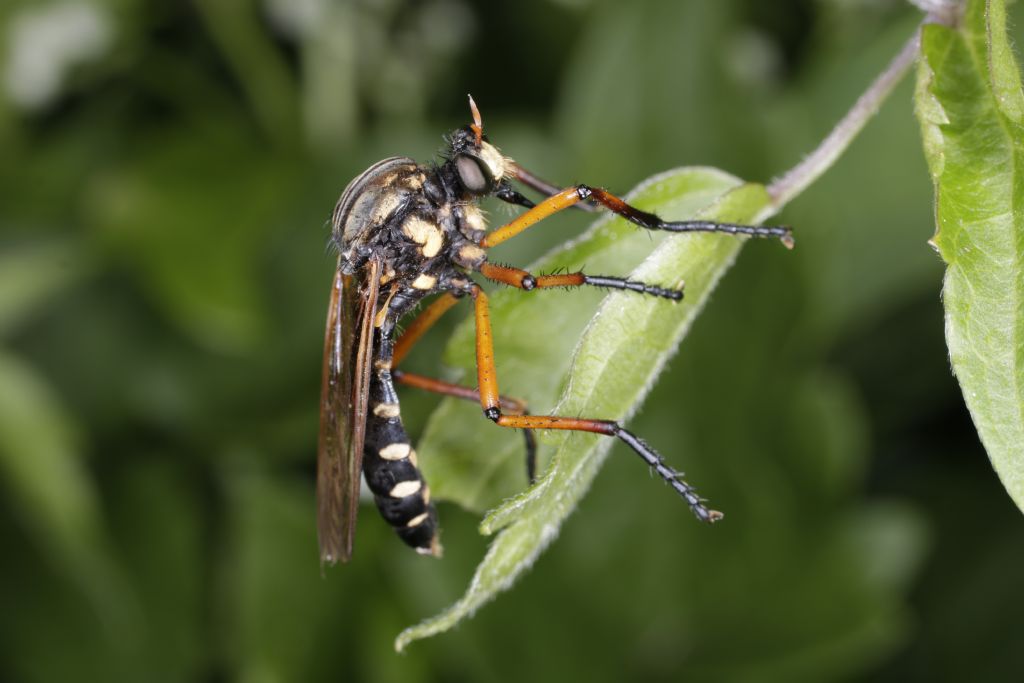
[457,244,486,266]
[462,205,487,234]
[412,273,437,290]
[368,192,402,226]
[402,216,444,257]
[403,172,425,190]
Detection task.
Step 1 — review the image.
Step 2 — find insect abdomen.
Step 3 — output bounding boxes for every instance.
[362,335,440,556]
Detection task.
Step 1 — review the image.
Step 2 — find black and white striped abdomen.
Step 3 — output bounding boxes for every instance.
[362,333,440,555]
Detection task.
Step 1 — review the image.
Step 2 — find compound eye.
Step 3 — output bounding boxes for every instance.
[456,154,490,194]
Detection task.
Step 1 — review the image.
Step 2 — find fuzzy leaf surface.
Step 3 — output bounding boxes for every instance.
[915,0,1024,512]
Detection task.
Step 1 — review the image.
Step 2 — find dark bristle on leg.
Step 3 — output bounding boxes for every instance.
[580,186,794,249]
[473,286,721,524]
[656,219,795,248]
[478,262,684,301]
[582,275,683,300]
[613,426,723,523]
[482,182,793,250]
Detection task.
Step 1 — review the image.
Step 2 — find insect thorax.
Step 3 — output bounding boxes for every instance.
[331,157,488,303]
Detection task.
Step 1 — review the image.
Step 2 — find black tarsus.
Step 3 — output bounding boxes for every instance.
[575,185,794,246]
[582,275,683,301]
[612,424,722,523]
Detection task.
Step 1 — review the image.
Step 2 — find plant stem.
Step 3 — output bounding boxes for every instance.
[765,27,922,212]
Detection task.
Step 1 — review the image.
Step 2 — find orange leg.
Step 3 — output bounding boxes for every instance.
[469,284,722,523]
[507,161,599,212]
[390,290,528,418]
[481,184,793,250]
[390,293,537,481]
[392,292,461,368]
[478,262,682,300]
[482,187,587,248]
[390,369,537,482]
[391,370,529,415]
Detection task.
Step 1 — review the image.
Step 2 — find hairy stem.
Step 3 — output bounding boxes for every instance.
[766,27,923,211]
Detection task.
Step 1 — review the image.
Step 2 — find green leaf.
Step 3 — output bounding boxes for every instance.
[0,351,100,567]
[399,169,780,650]
[87,123,296,353]
[0,352,137,658]
[915,0,1024,513]
[0,240,87,338]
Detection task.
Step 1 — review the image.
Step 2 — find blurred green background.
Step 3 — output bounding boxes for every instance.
[2,0,1023,681]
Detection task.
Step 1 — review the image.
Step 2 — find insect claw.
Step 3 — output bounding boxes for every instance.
[780,229,795,250]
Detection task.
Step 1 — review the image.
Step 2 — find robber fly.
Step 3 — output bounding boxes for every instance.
[317,96,792,564]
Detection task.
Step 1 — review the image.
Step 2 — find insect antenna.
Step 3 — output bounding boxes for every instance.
[468,94,483,145]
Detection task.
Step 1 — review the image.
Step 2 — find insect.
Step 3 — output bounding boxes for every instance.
[317,96,793,564]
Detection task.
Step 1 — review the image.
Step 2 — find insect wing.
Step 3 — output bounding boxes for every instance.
[317,257,382,564]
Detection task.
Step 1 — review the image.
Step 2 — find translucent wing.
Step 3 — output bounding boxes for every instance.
[317,255,382,564]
